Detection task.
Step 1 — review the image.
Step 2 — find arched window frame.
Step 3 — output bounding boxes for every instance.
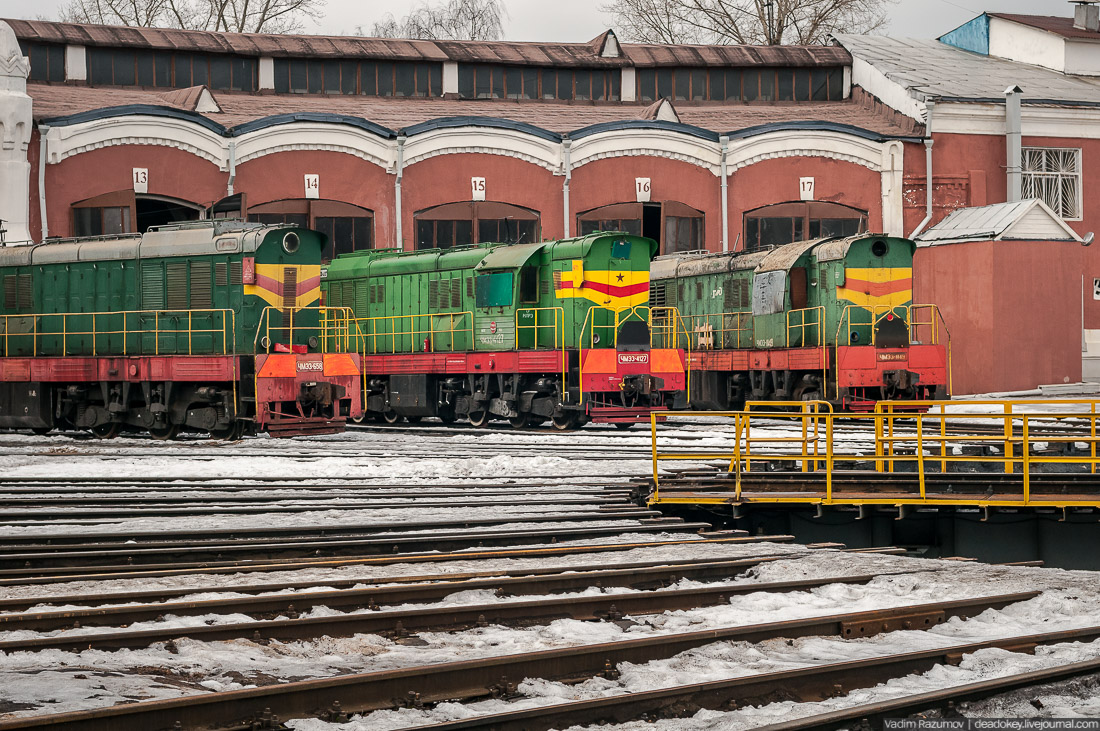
[743,200,868,251]
[414,201,541,250]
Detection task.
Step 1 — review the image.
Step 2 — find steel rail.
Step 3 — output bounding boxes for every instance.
[413,626,1100,731]
[0,534,794,584]
[753,655,1100,730]
[0,554,805,619]
[0,509,659,548]
[0,520,717,571]
[0,593,1037,731]
[0,573,911,653]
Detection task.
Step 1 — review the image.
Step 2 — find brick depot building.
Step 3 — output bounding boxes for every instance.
[3,6,1100,392]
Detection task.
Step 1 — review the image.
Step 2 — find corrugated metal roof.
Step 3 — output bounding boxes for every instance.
[834,34,1100,105]
[915,199,1081,244]
[755,238,831,272]
[9,18,848,68]
[990,13,1100,41]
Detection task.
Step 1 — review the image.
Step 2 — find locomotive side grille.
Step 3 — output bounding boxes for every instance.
[190,261,212,309]
[451,279,462,309]
[377,283,385,304]
[229,262,243,286]
[282,268,297,310]
[667,282,678,308]
[214,262,228,287]
[723,281,736,311]
[16,275,31,310]
[355,281,370,314]
[141,263,165,310]
[166,262,189,310]
[428,279,439,310]
[3,275,15,309]
[649,281,664,308]
[695,281,704,300]
[466,277,475,299]
[541,277,550,296]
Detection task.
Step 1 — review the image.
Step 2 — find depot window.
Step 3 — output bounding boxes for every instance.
[273,59,441,96]
[578,201,702,255]
[1022,147,1083,220]
[17,41,65,83]
[743,201,867,251]
[636,66,843,103]
[85,47,257,91]
[247,199,373,262]
[415,202,541,250]
[457,64,620,101]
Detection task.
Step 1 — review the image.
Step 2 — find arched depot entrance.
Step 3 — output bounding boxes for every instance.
[71,191,202,236]
[743,201,867,252]
[414,201,541,250]
[578,201,704,255]
[248,199,374,263]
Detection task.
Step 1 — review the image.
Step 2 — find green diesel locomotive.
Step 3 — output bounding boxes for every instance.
[325,233,687,428]
[0,221,361,437]
[652,234,949,409]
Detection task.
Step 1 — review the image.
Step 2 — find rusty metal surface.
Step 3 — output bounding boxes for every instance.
[624,41,851,67]
[753,655,1100,730]
[411,626,1100,731]
[0,520,718,572]
[0,573,901,653]
[0,593,1037,731]
[0,555,799,631]
[0,508,658,547]
[0,534,794,585]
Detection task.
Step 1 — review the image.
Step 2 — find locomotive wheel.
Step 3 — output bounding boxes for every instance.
[149,424,180,441]
[350,414,366,424]
[382,410,402,424]
[468,410,490,428]
[550,413,577,431]
[614,422,634,430]
[209,422,243,441]
[508,412,531,429]
[91,422,122,439]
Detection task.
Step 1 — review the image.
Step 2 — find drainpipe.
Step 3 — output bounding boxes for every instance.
[908,101,935,239]
[394,134,406,248]
[719,135,730,252]
[1005,85,1023,203]
[226,139,236,197]
[562,139,572,238]
[37,125,49,241]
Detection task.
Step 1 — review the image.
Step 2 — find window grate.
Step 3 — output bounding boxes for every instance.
[215,262,228,287]
[451,279,462,309]
[190,261,212,309]
[3,275,16,310]
[142,263,165,310]
[428,279,439,310]
[229,262,243,286]
[1023,147,1082,219]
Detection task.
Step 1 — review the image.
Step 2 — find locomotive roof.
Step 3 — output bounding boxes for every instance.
[0,222,292,266]
[651,234,910,279]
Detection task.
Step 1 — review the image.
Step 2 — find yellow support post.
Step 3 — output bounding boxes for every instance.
[916,411,926,499]
[825,414,834,501]
[1093,403,1097,475]
[1022,416,1030,503]
[800,403,809,473]
[1004,403,1013,474]
[874,403,884,472]
[650,411,659,497]
[734,412,744,500]
[939,403,947,474]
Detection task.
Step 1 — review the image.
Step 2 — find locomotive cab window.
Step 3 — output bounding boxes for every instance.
[519,267,539,304]
[476,272,514,308]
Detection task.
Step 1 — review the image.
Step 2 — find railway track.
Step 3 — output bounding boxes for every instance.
[0,589,1063,731]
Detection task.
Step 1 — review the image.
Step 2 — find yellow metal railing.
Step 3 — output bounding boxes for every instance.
[681,311,754,350]
[786,306,825,349]
[649,400,1100,507]
[352,312,474,355]
[515,307,565,351]
[254,306,359,354]
[1,309,236,357]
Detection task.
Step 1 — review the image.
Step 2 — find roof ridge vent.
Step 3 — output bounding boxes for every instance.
[1072,1,1100,32]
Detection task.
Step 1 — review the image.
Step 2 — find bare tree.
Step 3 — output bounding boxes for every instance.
[602,0,894,45]
[368,0,506,40]
[59,0,324,33]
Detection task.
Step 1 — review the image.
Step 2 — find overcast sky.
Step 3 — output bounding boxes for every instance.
[0,0,1067,41]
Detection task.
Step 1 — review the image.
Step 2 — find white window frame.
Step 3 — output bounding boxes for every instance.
[1022,146,1083,221]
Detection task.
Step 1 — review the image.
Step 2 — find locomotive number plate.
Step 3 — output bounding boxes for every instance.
[877,352,908,362]
[297,361,324,372]
[618,353,649,365]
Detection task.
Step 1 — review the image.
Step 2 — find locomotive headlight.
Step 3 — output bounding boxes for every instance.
[308,336,319,349]
[593,333,601,345]
[283,231,301,254]
[850,332,860,343]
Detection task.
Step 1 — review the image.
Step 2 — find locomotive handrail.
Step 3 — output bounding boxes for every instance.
[681,311,753,350]
[514,307,564,350]
[352,311,474,355]
[0,309,236,358]
[648,403,1100,506]
[253,306,358,354]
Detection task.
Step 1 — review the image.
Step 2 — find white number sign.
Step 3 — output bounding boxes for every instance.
[132,168,149,194]
[1093,278,1100,300]
[799,177,815,201]
[304,174,319,199]
[635,177,651,203]
[471,177,486,201]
